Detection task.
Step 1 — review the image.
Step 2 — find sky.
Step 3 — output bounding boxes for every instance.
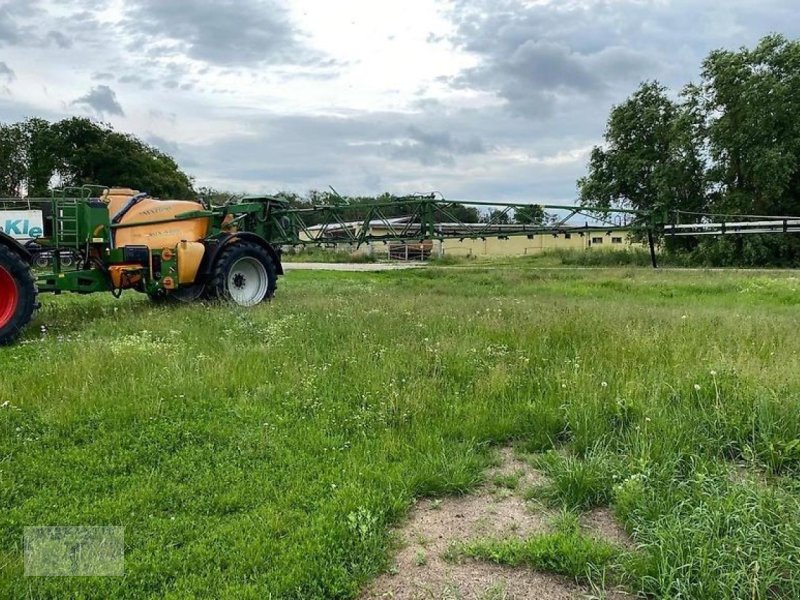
[0,0,798,202]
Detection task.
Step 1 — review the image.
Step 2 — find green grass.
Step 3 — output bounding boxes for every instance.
[280,246,377,263]
[2,265,800,598]
[451,511,621,582]
[537,247,656,267]
[526,447,620,511]
[492,472,522,491]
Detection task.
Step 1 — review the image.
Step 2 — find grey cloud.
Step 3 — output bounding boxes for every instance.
[148,109,177,123]
[1,1,90,48]
[125,0,316,67]
[117,74,157,88]
[47,30,73,49]
[450,6,655,118]
[72,85,124,117]
[179,112,451,187]
[146,134,198,167]
[587,47,658,81]
[504,42,601,91]
[0,95,63,124]
[0,62,15,82]
[448,0,800,119]
[381,125,487,167]
[172,105,591,201]
[146,135,179,155]
[426,32,446,44]
[0,6,23,45]
[407,125,485,154]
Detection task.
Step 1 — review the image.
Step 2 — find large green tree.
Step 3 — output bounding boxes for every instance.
[49,118,195,198]
[481,208,511,224]
[578,81,706,217]
[700,35,800,216]
[0,122,26,196]
[22,118,58,196]
[0,117,195,199]
[579,35,800,265]
[514,204,548,225]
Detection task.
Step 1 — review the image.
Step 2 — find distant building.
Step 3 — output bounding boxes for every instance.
[298,218,641,260]
[437,225,639,258]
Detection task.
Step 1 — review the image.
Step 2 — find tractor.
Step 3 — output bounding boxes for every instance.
[0,186,291,346]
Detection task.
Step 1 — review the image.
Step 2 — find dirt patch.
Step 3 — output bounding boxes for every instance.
[364,560,588,600]
[728,462,770,489]
[580,507,633,550]
[361,446,631,600]
[491,447,548,490]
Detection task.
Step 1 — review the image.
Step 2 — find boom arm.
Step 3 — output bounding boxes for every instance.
[265,195,657,247]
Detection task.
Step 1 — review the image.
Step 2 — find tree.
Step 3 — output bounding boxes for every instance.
[578,35,800,265]
[196,186,241,206]
[0,117,195,198]
[49,118,195,198]
[578,81,706,217]
[700,35,800,216]
[0,123,25,196]
[433,202,480,223]
[481,208,511,224]
[514,204,547,225]
[22,118,58,196]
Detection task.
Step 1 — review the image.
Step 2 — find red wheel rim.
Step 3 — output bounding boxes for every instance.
[0,266,19,329]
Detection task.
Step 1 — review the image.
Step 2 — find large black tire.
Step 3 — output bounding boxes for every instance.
[0,245,37,346]
[208,242,277,306]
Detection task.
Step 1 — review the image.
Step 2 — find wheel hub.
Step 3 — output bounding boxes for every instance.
[0,265,19,329]
[226,257,268,306]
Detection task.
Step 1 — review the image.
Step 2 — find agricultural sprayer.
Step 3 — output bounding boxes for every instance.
[14,184,772,346]
[0,186,293,345]
[1,182,791,346]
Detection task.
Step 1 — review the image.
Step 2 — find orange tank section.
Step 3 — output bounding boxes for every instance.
[101,188,140,217]
[99,188,210,250]
[176,241,205,284]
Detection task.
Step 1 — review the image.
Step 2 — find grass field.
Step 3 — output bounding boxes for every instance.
[2,264,800,599]
[281,247,378,263]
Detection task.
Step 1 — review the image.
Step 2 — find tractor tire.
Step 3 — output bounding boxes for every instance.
[33,252,51,269]
[208,242,277,306]
[0,245,37,346]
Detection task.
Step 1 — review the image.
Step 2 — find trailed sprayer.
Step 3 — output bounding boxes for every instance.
[0,187,290,345]
[1,185,672,346]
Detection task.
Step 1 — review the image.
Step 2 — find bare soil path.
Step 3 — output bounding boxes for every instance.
[361,448,631,600]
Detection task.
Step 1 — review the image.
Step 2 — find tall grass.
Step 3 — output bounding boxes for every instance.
[1,267,799,598]
[454,510,620,581]
[539,247,655,267]
[280,246,377,263]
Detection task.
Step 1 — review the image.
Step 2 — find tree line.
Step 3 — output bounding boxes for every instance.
[260,191,549,226]
[579,35,800,266]
[0,117,195,199]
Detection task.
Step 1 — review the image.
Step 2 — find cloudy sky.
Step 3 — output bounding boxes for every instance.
[1,0,798,201]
